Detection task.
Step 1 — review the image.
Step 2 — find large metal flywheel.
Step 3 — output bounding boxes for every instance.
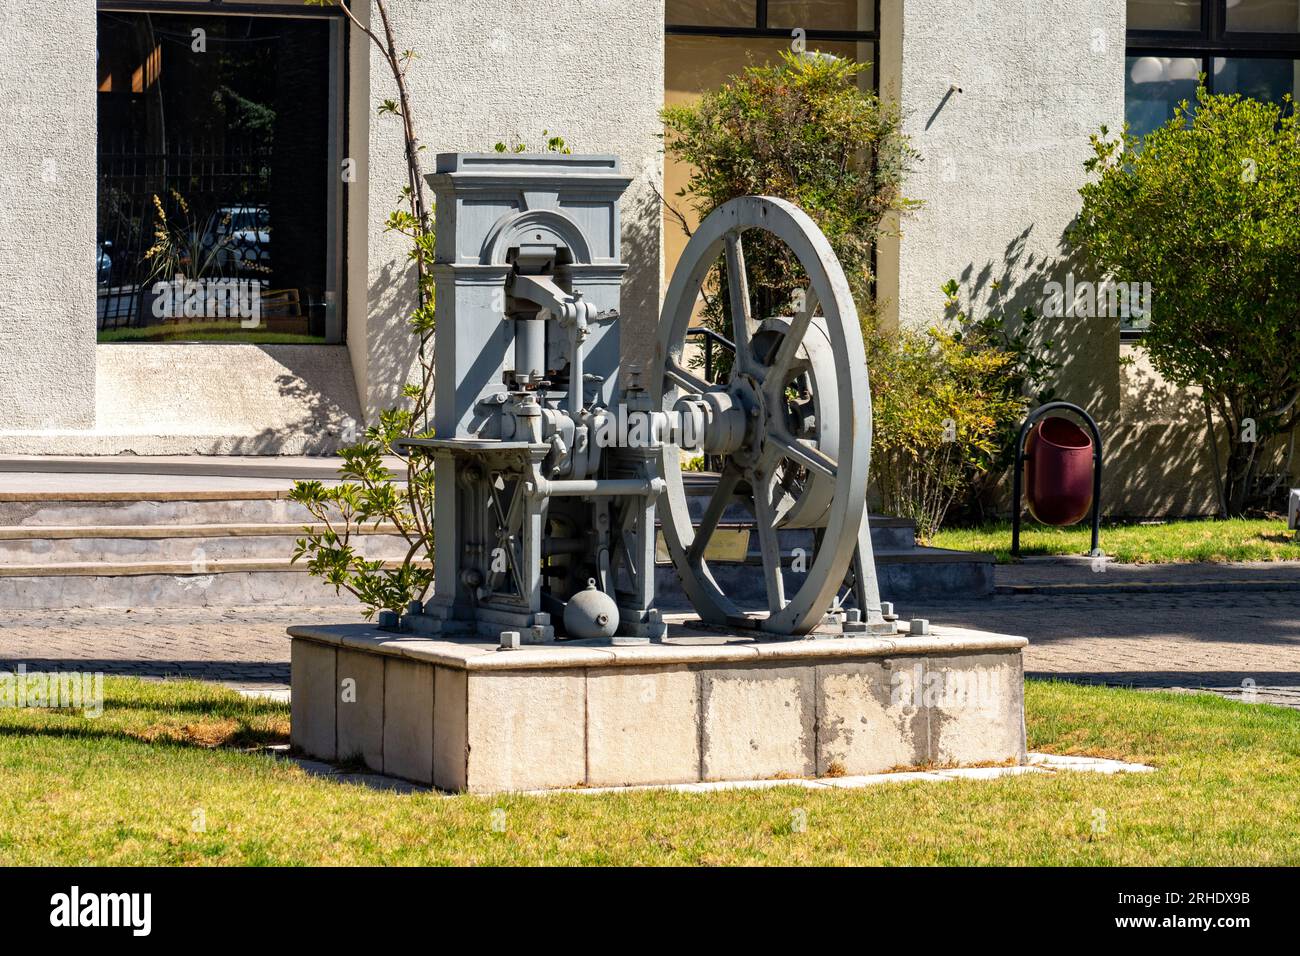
[653,196,877,635]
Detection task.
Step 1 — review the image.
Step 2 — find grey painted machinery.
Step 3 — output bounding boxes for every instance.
[399,152,891,643]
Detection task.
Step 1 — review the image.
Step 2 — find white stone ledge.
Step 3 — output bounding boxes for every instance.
[287,622,1029,671]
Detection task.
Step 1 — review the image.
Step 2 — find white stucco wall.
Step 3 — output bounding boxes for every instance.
[877,0,1225,515]
[351,0,665,420]
[0,0,97,430]
[0,344,363,455]
[879,0,1126,338]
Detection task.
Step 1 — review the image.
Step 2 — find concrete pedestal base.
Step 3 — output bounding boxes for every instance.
[287,619,1028,794]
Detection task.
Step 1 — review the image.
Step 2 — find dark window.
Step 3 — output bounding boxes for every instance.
[96,5,346,343]
[1127,0,1299,143]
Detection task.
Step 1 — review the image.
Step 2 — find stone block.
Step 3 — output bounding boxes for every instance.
[336,648,384,772]
[290,639,336,760]
[816,659,927,776]
[923,652,1026,767]
[699,665,815,781]
[433,666,468,792]
[586,666,700,787]
[382,658,435,785]
[465,669,586,793]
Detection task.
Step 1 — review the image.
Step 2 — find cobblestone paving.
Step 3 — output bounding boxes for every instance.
[0,605,355,693]
[915,590,1300,698]
[2,565,1298,706]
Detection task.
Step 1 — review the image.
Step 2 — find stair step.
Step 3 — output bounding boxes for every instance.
[0,525,410,565]
[654,545,993,608]
[0,454,401,482]
[0,496,319,527]
[0,522,402,539]
[0,568,367,610]
[0,558,432,610]
[0,557,418,577]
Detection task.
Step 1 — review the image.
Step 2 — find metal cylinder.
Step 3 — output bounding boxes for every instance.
[514,315,546,382]
[527,477,665,498]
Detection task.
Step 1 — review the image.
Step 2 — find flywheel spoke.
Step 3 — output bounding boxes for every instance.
[724,233,755,373]
[764,288,819,392]
[768,429,838,479]
[687,463,741,564]
[750,469,787,615]
[665,359,712,397]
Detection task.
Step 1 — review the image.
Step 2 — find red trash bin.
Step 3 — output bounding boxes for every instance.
[1023,416,1095,527]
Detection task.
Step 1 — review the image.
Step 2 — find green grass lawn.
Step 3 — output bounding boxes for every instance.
[933,518,1300,564]
[98,321,323,344]
[2,677,1298,865]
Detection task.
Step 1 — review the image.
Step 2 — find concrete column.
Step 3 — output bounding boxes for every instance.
[0,0,98,429]
[879,0,1126,342]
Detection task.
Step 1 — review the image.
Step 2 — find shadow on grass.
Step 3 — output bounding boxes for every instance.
[0,677,289,750]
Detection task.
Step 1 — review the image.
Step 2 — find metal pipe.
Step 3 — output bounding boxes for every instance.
[527,477,665,498]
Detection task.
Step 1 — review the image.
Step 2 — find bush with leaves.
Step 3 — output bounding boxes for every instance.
[868,321,1030,542]
[661,50,916,360]
[1072,87,1300,515]
[940,278,1060,522]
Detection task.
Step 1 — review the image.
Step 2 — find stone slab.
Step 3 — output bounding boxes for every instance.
[289,623,1027,670]
[586,665,700,787]
[699,665,816,781]
[382,658,434,785]
[923,652,1027,767]
[465,669,587,793]
[289,639,336,760]
[433,666,469,792]
[289,625,1030,794]
[336,649,384,771]
[816,660,927,776]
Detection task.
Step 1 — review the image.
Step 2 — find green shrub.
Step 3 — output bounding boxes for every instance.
[662,50,917,356]
[869,321,1029,543]
[941,278,1059,523]
[1072,87,1300,515]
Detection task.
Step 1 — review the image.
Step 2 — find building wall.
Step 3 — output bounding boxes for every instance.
[0,0,97,430]
[877,0,1287,516]
[0,2,663,452]
[351,0,665,420]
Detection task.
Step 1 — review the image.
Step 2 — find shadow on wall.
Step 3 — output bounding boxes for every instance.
[363,255,423,424]
[618,174,664,372]
[202,346,365,456]
[268,344,365,455]
[956,226,1229,518]
[83,343,363,457]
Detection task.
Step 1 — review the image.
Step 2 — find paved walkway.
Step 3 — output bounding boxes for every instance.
[2,563,1298,705]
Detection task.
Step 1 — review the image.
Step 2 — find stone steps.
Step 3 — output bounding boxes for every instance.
[0,561,358,610]
[0,465,405,608]
[0,493,318,527]
[0,458,990,612]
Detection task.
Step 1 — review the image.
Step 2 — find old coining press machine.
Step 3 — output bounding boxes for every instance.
[289,153,1028,793]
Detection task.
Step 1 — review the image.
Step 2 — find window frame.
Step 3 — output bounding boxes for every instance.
[95,0,350,345]
[666,1,881,49]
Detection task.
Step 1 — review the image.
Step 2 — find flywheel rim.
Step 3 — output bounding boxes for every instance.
[653,196,873,635]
